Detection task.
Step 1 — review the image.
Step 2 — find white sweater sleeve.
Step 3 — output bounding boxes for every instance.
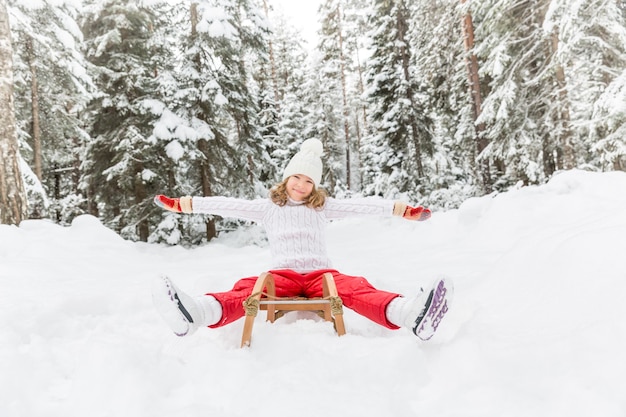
[191,196,270,222]
[323,197,395,220]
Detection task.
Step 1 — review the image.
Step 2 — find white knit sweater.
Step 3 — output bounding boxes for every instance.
[192,196,396,273]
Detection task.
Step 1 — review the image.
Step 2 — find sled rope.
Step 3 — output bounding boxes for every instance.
[243,296,260,316]
[328,296,343,315]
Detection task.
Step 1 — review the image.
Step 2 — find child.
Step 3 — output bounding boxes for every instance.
[152,139,451,341]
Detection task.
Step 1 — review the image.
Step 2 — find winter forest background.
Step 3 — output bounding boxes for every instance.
[0,0,625,244]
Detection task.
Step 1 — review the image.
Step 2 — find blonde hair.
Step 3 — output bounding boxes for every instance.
[270,177,327,209]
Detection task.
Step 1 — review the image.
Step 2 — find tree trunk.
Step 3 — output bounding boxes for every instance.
[135,164,149,242]
[550,29,575,170]
[353,41,367,191]
[71,135,80,193]
[336,3,351,189]
[198,139,217,240]
[190,3,202,70]
[460,0,491,193]
[262,0,280,106]
[0,0,28,225]
[26,37,42,181]
[353,112,362,189]
[354,44,368,137]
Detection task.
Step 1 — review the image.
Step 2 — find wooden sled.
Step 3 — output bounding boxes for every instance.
[241,272,346,347]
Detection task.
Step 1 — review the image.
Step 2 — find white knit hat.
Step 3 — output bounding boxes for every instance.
[282,139,324,187]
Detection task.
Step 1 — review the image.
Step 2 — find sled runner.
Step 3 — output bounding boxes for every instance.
[241,272,346,347]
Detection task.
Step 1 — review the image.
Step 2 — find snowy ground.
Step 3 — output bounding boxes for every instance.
[1,169,625,417]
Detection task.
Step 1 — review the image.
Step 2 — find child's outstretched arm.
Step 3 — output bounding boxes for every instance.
[323,197,431,221]
[154,194,269,222]
[393,202,431,221]
[154,195,193,213]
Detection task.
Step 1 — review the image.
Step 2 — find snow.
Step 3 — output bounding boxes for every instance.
[1,169,626,417]
[196,6,236,40]
[214,92,228,106]
[165,140,184,162]
[141,169,157,182]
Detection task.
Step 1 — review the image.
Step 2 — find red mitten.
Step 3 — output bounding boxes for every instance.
[154,195,185,213]
[403,205,431,221]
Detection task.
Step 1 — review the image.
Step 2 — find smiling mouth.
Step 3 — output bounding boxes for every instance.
[290,189,307,199]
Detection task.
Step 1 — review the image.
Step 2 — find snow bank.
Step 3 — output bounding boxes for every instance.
[1,169,625,417]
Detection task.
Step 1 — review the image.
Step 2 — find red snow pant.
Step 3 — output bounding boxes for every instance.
[207,269,401,329]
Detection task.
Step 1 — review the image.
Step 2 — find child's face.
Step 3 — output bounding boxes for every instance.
[286,174,315,201]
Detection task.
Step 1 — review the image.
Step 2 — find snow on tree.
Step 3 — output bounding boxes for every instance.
[406,0,481,208]
[80,0,167,241]
[0,0,27,225]
[471,0,554,187]
[591,68,626,171]
[361,0,431,200]
[147,0,272,244]
[472,0,626,188]
[3,0,625,240]
[545,0,626,172]
[8,0,93,221]
[260,9,309,181]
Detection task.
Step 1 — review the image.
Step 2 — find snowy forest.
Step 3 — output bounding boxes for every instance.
[0,0,625,244]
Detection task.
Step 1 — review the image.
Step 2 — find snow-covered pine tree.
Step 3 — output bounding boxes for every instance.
[257,10,309,181]
[474,0,626,187]
[406,0,481,208]
[254,0,280,184]
[136,1,203,245]
[591,67,626,171]
[215,0,271,189]
[148,0,271,244]
[0,0,28,225]
[301,54,343,193]
[8,0,93,222]
[361,0,430,199]
[335,0,372,193]
[79,0,166,241]
[545,0,626,172]
[275,89,307,172]
[310,0,352,194]
[255,86,279,177]
[472,0,559,188]
[263,6,309,103]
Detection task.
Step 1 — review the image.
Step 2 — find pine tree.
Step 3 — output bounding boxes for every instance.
[310,0,350,193]
[80,0,166,241]
[8,0,93,221]
[222,0,273,190]
[361,0,430,199]
[407,0,481,208]
[148,0,271,244]
[546,0,626,172]
[266,14,316,177]
[472,0,558,187]
[302,56,344,193]
[0,0,27,225]
[339,0,372,192]
[255,9,309,181]
[474,0,626,186]
[591,67,626,171]
[457,0,491,193]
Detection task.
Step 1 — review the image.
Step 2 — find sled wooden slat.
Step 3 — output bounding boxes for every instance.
[241,272,346,348]
[259,299,331,305]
